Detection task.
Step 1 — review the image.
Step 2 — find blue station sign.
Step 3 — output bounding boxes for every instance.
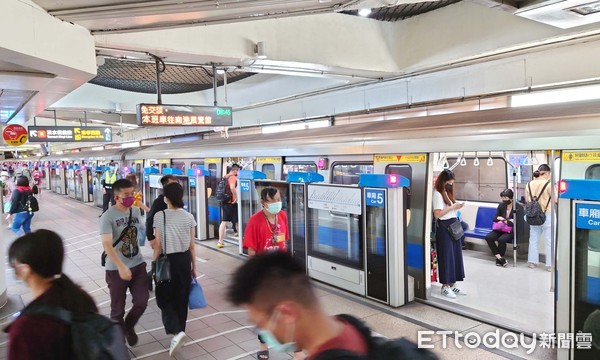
[576,203,600,230]
[365,189,386,207]
[240,180,251,193]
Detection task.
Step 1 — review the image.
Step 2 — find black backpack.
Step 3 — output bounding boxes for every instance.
[215,176,233,203]
[18,193,39,213]
[20,305,129,360]
[313,314,439,360]
[525,181,550,226]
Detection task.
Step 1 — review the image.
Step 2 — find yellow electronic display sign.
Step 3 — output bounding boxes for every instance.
[562,152,600,162]
[204,158,221,164]
[256,157,282,163]
[374,154,427,163]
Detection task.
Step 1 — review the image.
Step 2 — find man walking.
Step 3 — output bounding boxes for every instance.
[100,179,149,346]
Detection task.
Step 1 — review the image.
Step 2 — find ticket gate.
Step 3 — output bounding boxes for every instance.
[237,170,267,253]
[287,172,325,266]
[143,167,161,210]
[93,167,105,208]
[188,167,209,240]
[557,179,600,360]
[305,174,412,307]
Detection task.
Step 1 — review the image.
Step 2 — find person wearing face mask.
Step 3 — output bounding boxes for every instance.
[228,252,369,360]
[99,179,149,347]
[243,187,305,359]
[5,230,101,360]
[151,182,197,357]
[101,162,119,213]
[485,189,524,267]
[432,169,467,299]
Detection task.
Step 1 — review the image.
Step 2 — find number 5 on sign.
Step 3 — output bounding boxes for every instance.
[366,189,386,207]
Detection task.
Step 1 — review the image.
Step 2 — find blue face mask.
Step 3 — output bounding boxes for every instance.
[266,202,282,215]
[258,311,296,353]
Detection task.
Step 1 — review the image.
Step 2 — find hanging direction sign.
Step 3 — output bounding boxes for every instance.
[28,126,113,142]
[136,104,233,126]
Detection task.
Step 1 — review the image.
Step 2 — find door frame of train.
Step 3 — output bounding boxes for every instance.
[373,154,429,300]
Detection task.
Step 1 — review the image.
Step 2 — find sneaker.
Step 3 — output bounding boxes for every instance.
[441,286,457,298]
[495,258,503,267]
[528,263,536,269]
[451,285,468,295]
[125,328,139,347]
[217,242,224,249]
[169,331,186,357]
[500,258,508,267]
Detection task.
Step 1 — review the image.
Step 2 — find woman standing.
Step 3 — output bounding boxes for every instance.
[5,230,99,360]
[151,182,196,357]
[485,189,523,267]
[7,176,34,235]
[433,169,467,299]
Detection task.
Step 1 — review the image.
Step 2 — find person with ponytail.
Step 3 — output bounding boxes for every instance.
[5,230,98,360]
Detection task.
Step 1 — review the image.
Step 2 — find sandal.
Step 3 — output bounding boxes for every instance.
[257,350,269,359]
[217,242,224,249]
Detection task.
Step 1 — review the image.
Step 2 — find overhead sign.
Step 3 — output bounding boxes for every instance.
[563,151,600,162]
[3,124,28,146]
[137,104,233,126]
[374,154,426,163]
[576,203,600,230]
[28,126,112,143]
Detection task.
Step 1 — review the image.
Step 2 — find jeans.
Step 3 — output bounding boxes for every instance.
[12,212,34,235]
[528,212,552,266]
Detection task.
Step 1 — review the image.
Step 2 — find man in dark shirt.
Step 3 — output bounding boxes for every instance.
[227,252,368,360]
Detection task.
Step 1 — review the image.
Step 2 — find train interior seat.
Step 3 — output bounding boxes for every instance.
[460,202,519,252]
[464,206,496,239]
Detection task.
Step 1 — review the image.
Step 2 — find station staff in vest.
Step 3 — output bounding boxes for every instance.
[101,162,119,213]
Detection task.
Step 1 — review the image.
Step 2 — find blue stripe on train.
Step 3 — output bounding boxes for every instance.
[588,276,600,305]
[407,243,424,269]
[208,205,220,222]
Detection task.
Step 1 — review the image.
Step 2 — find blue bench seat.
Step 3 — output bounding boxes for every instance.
[464,206,496,240]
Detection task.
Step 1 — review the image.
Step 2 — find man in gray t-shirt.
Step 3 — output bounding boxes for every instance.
[100,179,149,347]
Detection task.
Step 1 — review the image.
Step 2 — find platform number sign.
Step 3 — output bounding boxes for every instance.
[240,180,251,193]
[365,189,386,207]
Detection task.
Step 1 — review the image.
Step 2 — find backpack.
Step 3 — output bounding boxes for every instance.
[313,314,439,360]
[215,176,233,203]
[18,193,39,213]
[525,181,550,226]
[20,305,129,360]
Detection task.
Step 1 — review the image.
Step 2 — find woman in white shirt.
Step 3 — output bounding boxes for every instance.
[433,169,467,299]
[152,182,196,357]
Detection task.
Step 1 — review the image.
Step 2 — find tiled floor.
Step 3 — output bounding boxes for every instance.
[0,192,557,359]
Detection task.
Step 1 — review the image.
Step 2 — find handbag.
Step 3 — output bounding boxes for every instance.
[189,278,207,309]
[492,221,513,233]
[438,218,464,241]
[154,211,171,284]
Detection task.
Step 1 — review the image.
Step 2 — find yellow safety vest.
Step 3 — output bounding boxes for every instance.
[105,172,117,184]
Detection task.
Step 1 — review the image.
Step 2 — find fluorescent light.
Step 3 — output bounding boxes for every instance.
[358,8,372,17]
[55,151,64,155]
[121,141,140,149]
[262,119,330,134]
[91,146,104,151]
[511,84,600,107]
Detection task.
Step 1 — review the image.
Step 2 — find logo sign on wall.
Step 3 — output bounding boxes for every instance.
[2,124,28,146]
[28,126,112,142]
[136,104,233,126]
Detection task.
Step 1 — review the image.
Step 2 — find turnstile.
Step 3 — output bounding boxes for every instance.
[305,174,412,307]
[557,179,600,360]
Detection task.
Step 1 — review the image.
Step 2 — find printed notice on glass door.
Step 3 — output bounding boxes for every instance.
[307,185,362,215]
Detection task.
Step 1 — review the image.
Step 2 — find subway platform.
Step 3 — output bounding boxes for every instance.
[0,192,556,360]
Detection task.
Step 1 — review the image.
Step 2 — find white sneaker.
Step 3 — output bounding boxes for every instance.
[441,286,457,298]
[451,286,468,296]
[169,332,186,357]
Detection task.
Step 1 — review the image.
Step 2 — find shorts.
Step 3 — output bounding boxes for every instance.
[221,203,238,223]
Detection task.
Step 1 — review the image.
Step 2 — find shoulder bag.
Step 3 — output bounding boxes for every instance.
[154,211,171,284]
[438,217,464,241]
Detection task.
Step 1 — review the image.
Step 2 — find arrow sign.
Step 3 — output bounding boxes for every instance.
[31,130,38,137]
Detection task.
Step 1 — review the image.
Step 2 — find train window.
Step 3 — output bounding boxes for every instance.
[283,162,317,180]
[449,157,507,202]
[262,163,275,179]
[585,165,600,179]
[331,162,374,185]
[191,161,204,170]
[171,161,185,172]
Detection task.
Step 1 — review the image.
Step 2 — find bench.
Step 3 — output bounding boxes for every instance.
[464,206,496,240]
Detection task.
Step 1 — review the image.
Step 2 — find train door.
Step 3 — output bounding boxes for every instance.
[557,151,600,360]
[256,157,282,180]
[205,158,222,239]
[374,154,428,299]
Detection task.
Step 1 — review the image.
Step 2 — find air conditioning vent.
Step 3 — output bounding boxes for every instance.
[516,0,600,28]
